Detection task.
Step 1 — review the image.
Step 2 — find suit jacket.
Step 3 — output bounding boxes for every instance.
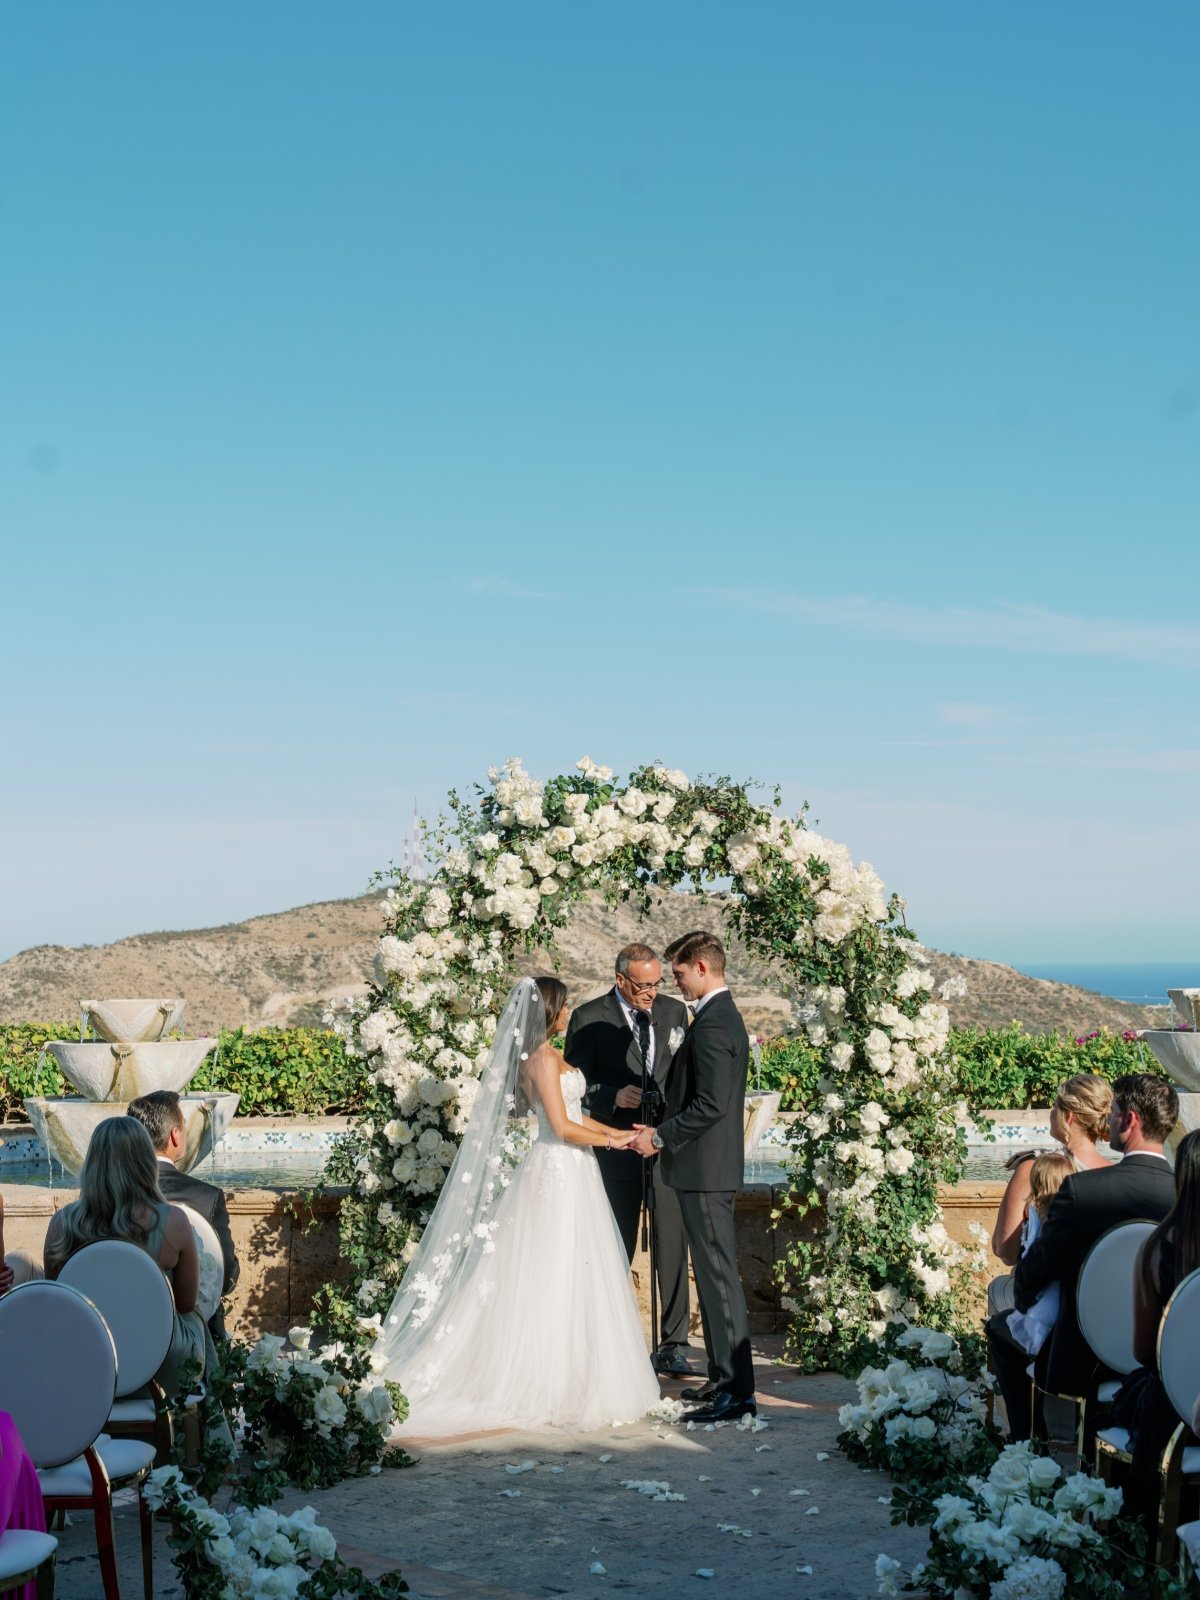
[658,989,749,1193]
[157,1159,240,1338]
[564,989,690,1188]
[1013,1151,1175,1392]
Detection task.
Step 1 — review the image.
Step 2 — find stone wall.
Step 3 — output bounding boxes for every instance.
[1,1178,1008,1341]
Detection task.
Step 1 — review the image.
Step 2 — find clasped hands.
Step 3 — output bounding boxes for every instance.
[602,1124,660,1158]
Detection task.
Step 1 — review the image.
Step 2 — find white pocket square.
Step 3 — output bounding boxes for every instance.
[668,1026,685,1055]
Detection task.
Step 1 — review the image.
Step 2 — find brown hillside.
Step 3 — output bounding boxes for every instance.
[0,890,1167,1039]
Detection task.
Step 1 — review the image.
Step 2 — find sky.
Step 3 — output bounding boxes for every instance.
[1,3,1197,968]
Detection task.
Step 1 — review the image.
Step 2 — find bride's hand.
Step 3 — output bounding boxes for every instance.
[605,1129,639,1150]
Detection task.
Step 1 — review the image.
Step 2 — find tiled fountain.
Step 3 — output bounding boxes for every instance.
[24,997,239,1176]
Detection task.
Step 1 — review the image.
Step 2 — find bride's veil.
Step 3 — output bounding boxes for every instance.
[374,976,546,1380]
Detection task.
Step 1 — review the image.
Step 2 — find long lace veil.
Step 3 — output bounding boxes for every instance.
[374,976,545,1382]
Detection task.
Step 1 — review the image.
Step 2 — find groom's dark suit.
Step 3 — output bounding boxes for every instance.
[658,988,754,1401]
[564,989,692,1353]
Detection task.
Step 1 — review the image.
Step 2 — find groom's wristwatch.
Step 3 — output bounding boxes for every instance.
[650,1130,664,1150]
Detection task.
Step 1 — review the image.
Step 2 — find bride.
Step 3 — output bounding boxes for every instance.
[374,974,663,1434]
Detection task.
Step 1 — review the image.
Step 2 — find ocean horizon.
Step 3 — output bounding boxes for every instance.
[1013,962,1197,1008]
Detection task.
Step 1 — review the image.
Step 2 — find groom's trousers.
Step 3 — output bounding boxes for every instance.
[677,1189,754,1399]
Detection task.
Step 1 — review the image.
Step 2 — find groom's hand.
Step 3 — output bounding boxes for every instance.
[629,1124,658,1158]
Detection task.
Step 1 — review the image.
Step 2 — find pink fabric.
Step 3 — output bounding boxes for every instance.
[0,1411,47,1600]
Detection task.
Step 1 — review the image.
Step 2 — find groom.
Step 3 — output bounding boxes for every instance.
[630,931,755,1421]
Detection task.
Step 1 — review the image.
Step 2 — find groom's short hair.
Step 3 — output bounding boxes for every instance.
[666,930,726,975]
[615,943,658,974]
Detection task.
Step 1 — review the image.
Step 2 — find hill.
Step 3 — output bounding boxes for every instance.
[0,890,1168,1040]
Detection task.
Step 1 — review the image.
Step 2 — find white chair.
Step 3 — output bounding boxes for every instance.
[0,1278,157,1600]
[1153,1268,1200,1567]
[1032,1219,1156,1463]
[59,1239,177,1467]
[0,1529,57,1600]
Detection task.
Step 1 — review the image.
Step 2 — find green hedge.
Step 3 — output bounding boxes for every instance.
[0,1019,1160,1125]
[754,1024,1156,1117]
[0,1024,366,1122]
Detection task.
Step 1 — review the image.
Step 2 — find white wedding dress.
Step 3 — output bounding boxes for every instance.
[386,1065,662,1436]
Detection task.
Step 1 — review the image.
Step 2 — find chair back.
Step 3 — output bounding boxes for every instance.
[1159,1267,1200,1426]
[59,1239,175,1397]
[0,1281,117,1466]
[1076,1219,1158,1375]
[177,1202,224,1323]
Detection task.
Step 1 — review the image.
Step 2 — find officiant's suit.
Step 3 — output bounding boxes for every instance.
[657,988,754,1402]
[986,1152,1175,1437]
[564,988,692,1355]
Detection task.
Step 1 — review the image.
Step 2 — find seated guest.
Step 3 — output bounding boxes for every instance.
[1006,1149,1075,1356]
[988,1074,1113,1316]
[0,1191,44,1292]
[1109,1129,1200,1524]
[43,1118,219,1397]
[986,1072,1178,1439]
[128,1090,240,1340]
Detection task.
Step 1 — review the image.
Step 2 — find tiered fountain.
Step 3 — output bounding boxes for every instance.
[1140,988,1200,1151]
[24,998,240,1178]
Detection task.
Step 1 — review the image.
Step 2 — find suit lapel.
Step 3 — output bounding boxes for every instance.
[603,988,641,1078]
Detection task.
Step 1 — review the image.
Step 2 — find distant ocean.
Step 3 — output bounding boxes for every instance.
[1015,962,1196,1008]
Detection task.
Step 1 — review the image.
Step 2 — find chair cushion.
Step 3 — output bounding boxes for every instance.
[1095,1426,1132,1454]
[0,1529,58,1581]
[38,1438,156,1500]
[108,1396,157,1426]
[1096,1380,1121,1404]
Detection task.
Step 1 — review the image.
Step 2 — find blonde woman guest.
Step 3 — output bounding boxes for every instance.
[42,1118,217,1396]
[987,1074,1114,1316]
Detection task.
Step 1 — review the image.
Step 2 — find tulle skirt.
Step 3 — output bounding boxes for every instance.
[392,1140,662,1436]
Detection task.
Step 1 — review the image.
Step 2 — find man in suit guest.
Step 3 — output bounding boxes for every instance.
[564,943,694,1374]
[630,931,756,1422]
[128,1090,240,1341]
[986,1072,1178,1439]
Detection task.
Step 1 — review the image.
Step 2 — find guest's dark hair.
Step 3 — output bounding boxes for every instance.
[1112,1074,1179,1143]
[667,930,726,975]
[127,1090,184,1153]
[534,975,568,1034]
[1138,1129,1200,1303]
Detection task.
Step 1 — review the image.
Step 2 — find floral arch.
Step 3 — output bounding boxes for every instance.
[330,759,974,1371]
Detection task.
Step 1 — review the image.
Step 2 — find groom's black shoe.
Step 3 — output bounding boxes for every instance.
[679,1380,719,1403]
[680,1392,757,1424]
[653,1346,697,1378]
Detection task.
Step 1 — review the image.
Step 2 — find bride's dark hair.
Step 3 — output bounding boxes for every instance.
[534,975,568,1038]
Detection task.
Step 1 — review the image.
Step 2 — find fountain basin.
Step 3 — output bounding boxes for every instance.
[45,1038,216,1102]
[80,998,186,1043]
[22,1092,240,1178]
[1168,990,1200,1031]
[743,1091,782,1157]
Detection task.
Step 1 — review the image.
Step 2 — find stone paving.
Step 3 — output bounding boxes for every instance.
[51,1338,930,1600]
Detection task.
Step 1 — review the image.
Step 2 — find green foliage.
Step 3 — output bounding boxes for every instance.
[0,1024,367,1121]
[755,1025,1157,1119]
[948,1023,1151,1115]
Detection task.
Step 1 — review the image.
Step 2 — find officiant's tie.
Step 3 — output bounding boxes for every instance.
[634,1008,651,1070]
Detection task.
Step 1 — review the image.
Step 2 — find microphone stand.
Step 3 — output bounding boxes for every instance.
[636,1010,664,1360]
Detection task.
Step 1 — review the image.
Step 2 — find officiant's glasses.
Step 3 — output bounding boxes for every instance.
[623,978,664,994]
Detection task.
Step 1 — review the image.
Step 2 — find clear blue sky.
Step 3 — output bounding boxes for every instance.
[2,3,1197,967]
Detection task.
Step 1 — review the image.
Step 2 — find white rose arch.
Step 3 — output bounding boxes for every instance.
[329,759,974,1371]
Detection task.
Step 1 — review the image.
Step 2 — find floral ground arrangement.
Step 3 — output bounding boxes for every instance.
[325,757,980,1371]
[155,1329,411,1599]
[837,1325,1166,1599]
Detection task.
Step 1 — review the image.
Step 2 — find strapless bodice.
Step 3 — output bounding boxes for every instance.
[534,1067,586,1141]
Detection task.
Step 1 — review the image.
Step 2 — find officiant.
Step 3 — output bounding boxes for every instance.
[564,943,694,1376]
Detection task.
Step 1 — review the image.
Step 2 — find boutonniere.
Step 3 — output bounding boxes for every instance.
[668,1026,685,1056]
